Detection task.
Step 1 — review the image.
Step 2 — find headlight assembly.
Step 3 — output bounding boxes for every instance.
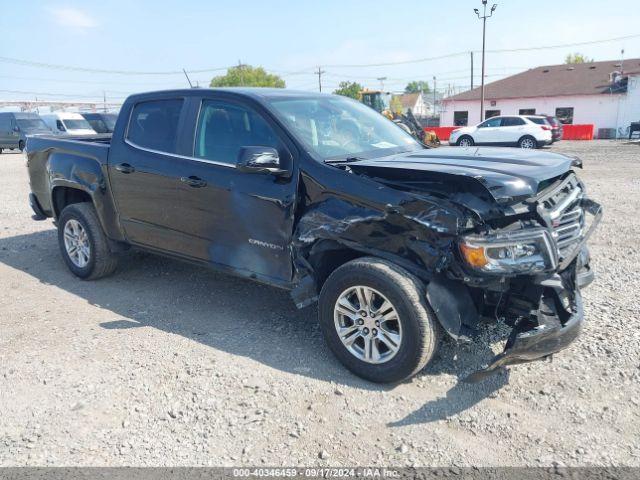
[460,228,558,274]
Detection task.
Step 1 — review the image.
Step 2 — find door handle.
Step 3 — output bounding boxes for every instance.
[115,163,135,174]
[180,176,207,188]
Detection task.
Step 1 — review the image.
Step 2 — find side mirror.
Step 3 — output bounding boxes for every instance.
[236,146,287,175]
[13,125,20,132]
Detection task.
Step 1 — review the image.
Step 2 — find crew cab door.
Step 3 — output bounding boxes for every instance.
[107,97,191,252]
[168,95,298,284]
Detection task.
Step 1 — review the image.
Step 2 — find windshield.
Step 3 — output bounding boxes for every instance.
[63,118,94,131]
[267,95,422,161]
[16,118,50,132]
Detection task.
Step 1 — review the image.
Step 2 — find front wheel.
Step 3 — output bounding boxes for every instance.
[58,202,118,280]
[18,140,25,152]
[518,136,537,149]
[318,257,440,383]
[457,135,474,147]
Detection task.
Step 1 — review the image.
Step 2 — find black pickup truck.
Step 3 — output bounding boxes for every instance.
[26,88,602,383]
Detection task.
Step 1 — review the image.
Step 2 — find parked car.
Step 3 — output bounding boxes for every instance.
[81,112,118,134]
[0,112,53,153]
[449,115,553,148]
[41,112,96,136]
[529,114,563,143]
[26,89,601,383]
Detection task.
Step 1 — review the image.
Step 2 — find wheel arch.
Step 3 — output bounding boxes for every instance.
[51,185,92,219]
[307,241,367,293]
[518,134,538,148]
[457,134,474,146]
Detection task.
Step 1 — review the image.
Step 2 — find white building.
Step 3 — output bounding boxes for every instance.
[441,58,640,137]
[397,92,432,117]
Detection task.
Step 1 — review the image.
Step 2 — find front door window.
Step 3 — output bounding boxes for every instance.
[194,100,281,165]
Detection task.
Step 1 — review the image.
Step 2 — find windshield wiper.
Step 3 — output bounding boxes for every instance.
[324,156,367,164]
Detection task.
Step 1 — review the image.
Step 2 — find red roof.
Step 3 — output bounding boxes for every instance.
[445,58,640,101]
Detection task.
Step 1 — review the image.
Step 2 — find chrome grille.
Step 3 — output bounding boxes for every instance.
[552,205,584,257]
[539,174,584,259]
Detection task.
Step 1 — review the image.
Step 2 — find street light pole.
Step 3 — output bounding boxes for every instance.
[475,1,497,122]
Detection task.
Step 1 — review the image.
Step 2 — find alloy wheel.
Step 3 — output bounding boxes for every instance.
[333,286,402,364]
[63,219,91,268]
[520,138,536,149]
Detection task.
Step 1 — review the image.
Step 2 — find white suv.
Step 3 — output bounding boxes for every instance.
[449,115,553,149]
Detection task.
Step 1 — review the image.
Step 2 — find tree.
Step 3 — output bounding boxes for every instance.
[210,65,285,88]
[390,96,404,115]
[404,81,430,94]
[333,81,364,99]
[564,53,593,64]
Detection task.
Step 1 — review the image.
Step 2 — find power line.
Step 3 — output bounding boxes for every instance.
[485,33,640,54]
[0,56,230,76]
[321,33,640,69]
[1,33,637,76]
[0,89,127,99]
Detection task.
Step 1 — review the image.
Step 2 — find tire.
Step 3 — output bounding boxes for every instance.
[18,140,25,152]
[318,257,440,383]
[456,135,474,147]
[57,202,118,280]
[518,136,537,149]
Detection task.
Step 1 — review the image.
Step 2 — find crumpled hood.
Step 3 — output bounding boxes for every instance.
[348,146,576,203]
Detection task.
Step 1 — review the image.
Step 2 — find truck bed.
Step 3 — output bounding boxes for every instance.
[26,134,113,218]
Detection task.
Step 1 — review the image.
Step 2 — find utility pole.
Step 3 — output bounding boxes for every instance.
[474,1,497,122]
[377,77,387,91]
[238,60,247,86]
[433,76,437,118]
[470,51,474,90]
[103,91,107,113]
[315,67,325,92]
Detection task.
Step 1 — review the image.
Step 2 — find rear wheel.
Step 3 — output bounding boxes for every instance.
[518,136,537,149]
[318,257,440,383]
[457,135,474,147]
[58,202,118,280]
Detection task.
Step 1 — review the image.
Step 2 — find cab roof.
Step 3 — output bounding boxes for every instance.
[126,88,329,103]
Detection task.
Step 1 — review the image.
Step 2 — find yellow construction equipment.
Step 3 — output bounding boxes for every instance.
[360,90,440,147]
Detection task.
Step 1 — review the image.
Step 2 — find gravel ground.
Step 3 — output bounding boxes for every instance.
[1,140,639,467]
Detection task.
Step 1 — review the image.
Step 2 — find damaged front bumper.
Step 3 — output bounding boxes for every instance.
[464,285,584,383]
[430,196,603,382]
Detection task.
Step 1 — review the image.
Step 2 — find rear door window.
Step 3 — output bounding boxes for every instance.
[127,99,184,154]
[502,117,525,126]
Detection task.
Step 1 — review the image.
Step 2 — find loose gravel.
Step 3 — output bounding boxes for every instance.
[0,141,638,467]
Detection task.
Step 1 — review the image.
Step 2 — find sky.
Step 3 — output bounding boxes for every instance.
[1,0,639,105]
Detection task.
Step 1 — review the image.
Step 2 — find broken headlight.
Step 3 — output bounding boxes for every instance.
[460,228,557,274]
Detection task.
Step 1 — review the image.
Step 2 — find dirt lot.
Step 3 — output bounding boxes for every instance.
[1,141,639,467]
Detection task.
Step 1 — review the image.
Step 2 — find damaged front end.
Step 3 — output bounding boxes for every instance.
[442,174,603,381]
